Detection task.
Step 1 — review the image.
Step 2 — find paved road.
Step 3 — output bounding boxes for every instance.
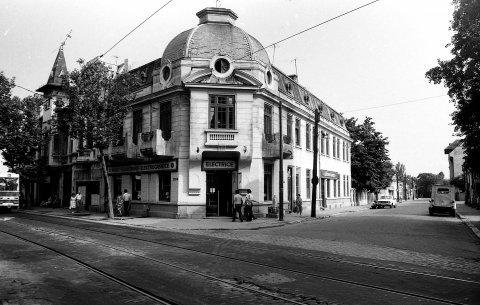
[1,199,479,304]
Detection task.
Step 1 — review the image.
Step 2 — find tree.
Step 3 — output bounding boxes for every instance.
[416,173,447,198]
[345,117,394,193]
[0,72,48,200]
[450,175,465,191]
[394,162,405,202]
[425,0,480,173]
[57,59,139,218]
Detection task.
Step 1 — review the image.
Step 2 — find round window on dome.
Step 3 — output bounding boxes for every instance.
[266,70,273,85]
[160,64,172,85]
[214,58,230,74]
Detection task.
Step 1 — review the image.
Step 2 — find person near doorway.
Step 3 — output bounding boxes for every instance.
[122,189,132,216]
[244,189,256,221]
[295,193,303,216]
[75,191,83,213]
[232,190,243,222]
[69,193,76,210]
[115,193,124,217]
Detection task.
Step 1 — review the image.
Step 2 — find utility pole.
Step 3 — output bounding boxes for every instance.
[412,176,415,200]
[311,109,319,217]
[279,99,284,221]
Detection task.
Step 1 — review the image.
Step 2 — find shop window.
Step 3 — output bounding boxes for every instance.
[160,102,171,140]
[295,118,301,146]
[264,163,273,201]
[306,169,311,199]
[306,123,311,150]
[158,172,171,201]
[133,175,141,200]
[209,95,235,129]
[133,109,143,145]
[264,104,273,140]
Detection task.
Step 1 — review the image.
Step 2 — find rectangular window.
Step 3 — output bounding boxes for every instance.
[160,101,172,140]
[347,176,350,196]
[338,179,341,197]
[333,136,336,158]
[306,169,311,199]
[264,104,273,138]
[337,138,341,158]
[343,175,346,196]
[287,114,292,140]
[321,131,325,154]
[306,123,311,150]
[209,95,235,129]
[133,175,141,200]
[264,163,273,201]
[133,109,143,145]
[295,118,301,146]
[326,134,330,156]
[43,98,51,110]
[158,172,171,201]
[327,179,331,197]
[333,180,337,197]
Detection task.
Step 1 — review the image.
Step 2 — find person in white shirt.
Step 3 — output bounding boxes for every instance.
[75,191,82,213]
[122,189,132,216]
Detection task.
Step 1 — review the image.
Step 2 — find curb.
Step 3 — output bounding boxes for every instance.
[456,212,480,240]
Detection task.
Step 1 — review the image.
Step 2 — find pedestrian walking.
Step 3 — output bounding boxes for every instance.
[232,190,243,222]
[244,189,256,221]
[295,193,303,216]
[75,191,83,213]
[122,189,132,216]
[69,193,76,210]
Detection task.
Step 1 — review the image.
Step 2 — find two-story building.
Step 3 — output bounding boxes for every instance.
[34,7,352,218]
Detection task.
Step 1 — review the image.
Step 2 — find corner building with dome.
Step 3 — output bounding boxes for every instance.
[98,7,352,217]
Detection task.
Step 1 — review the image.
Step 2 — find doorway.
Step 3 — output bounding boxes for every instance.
[206,172,232,217]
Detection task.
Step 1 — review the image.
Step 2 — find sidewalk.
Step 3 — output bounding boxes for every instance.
[14,204,371,231]
[456,201,480,240]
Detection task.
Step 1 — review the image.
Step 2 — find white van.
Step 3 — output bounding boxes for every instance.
[429,185,456,217]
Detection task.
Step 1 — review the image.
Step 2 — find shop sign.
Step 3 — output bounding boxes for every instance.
[202,160,237,171]
[321,170,340,179]
[108,160,178,175]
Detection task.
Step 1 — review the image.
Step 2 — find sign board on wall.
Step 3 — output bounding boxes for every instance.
[108,160,178,175]
[320,170,340,180]
[202,160,238,171]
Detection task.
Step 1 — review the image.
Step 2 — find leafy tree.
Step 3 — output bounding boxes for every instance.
[425,0,480,173]
[394,162,405,201]
[450,174,465,191]
[345,117,394,193]
[416,173,448,198]
[57,59,139,218]
[0,72,48,199]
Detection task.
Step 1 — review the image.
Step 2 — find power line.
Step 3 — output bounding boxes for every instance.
[244,0,380,60]
[99,0,173,59]
[342,94,448,113]
[14,85,39,95]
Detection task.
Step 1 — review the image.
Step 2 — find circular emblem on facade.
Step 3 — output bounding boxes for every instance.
[210,55,234,78]
[264,67,275,89]
[160,63,172,85]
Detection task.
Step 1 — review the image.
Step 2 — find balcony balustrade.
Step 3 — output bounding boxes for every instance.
[139,129,175,156]
[262,133,293,159]
[205,130,238,147]
[74,149,96,162]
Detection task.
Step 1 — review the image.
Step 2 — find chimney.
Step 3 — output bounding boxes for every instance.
[196,7,238,25]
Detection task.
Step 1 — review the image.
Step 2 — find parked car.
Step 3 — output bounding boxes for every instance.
[429,185,456,217]
[372,195,396,209]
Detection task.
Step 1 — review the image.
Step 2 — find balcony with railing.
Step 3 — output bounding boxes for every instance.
[139,129,175,157]
[74,149,97,163]
[110,137,127,159]
[262,133,294,159]
[205,130,238,147]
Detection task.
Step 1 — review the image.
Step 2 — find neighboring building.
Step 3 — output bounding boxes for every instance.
[33,7,352,218]
[444,139,466,201]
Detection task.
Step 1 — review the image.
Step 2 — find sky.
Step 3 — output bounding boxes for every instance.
[0,0,457,177]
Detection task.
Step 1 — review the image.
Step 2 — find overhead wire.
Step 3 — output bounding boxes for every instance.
[341,94,448,113]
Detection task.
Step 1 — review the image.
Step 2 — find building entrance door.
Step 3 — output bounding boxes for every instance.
[206,171,232,217]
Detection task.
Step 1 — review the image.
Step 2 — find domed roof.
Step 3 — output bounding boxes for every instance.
[162,7,270,66]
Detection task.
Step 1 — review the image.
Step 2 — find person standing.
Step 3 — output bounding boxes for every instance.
[244,189,256,221]
[122,189,132,216]
[232,190,243,222]
[69,193,76,210]
[75,191,83,213]
[295,193,303,216]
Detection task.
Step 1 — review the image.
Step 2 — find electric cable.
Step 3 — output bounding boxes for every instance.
[342,94,448,113]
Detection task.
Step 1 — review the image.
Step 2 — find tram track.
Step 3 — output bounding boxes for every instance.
[5,213,478,305]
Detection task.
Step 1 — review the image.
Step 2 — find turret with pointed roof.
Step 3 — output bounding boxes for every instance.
[37,46,68,94]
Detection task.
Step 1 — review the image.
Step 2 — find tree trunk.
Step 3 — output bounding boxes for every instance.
[99,148,114,218]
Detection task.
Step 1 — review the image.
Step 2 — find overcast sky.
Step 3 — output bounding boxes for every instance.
[0,0,457,176]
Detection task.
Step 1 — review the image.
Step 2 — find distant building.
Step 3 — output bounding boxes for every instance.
[444,140,465,181]
[32,7,352,218]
